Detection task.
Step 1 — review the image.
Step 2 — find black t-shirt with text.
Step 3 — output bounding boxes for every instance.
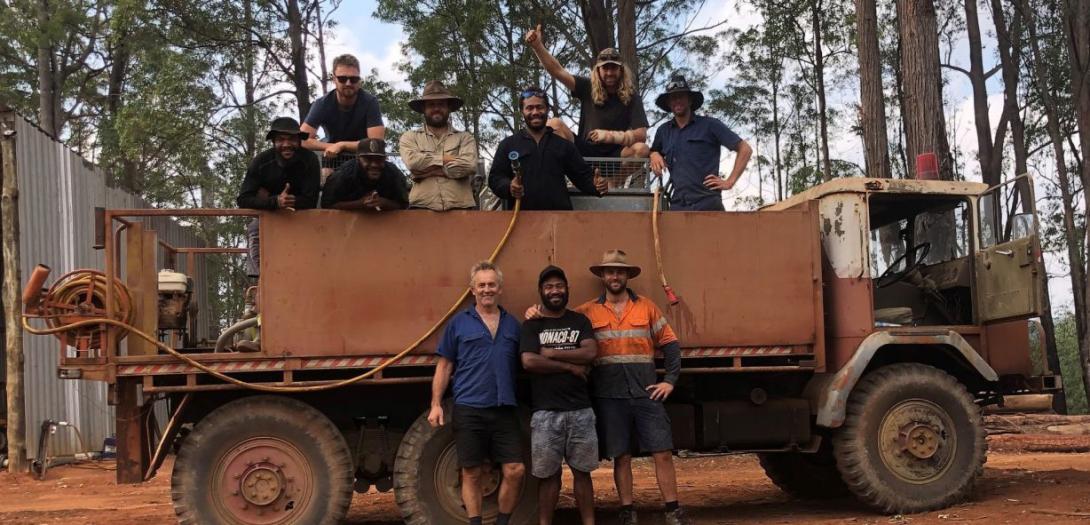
[520,310,595,412]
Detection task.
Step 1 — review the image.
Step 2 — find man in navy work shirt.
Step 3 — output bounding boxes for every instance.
[650,74,752,211]
[320,138,408,211]
[488,88,609,210]
[429,261,526,525]
[236,117,320,278]
[301,54,385,179]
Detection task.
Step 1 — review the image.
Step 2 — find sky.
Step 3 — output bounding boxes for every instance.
[326,0,1074,311]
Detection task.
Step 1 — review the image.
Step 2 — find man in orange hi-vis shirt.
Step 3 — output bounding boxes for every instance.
[528,249,689,525]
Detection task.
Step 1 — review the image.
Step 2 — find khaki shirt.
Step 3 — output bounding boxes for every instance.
[399,127,478,210]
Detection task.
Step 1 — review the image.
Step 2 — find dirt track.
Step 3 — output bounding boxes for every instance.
[2,433,1089,524]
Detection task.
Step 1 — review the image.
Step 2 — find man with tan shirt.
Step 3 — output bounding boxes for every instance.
[399,81,479,210]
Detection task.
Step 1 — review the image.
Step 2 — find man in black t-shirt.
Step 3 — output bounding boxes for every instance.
[526,25,650,165]
[520,265,598,525]
[321,138,409,211]
[237,116,321,278]
[301,54,386,180]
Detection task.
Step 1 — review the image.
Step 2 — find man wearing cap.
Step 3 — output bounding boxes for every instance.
[529,250,689,525]
[430,261,525,525]
[399,81,479,210]
[237,117,321,277]
[520,265,598,525]
[525,25,650,162]
[301,54,385,179]
[650,74,752,211]
[320,138,409,211]
[488,87,608,210]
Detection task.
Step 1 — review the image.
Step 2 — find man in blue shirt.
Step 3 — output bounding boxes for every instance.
[429,261,526,525]
[301,54,385,180]
[650,74,753,211]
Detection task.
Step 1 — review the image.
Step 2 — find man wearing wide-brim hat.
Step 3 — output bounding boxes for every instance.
[398,80,480,211]
[649,74,753,211]
[527,249,690,525]
[236,116,321,278]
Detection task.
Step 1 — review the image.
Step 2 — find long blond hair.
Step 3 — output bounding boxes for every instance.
[590,63,635,106]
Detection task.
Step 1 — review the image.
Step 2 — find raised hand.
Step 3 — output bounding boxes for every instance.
[525,23,543,47]
[593,167,609,194]
[277,183,296,209]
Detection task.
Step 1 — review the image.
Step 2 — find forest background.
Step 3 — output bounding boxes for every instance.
[0,0,1087,411]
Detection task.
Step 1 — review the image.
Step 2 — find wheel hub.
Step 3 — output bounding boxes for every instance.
[213,438,314,525]
[240,465,285,506]
[878,399,957,484]
[900,423,941,459]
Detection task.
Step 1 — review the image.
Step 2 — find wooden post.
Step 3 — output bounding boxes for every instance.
[125,223,158,356]
[1,116,27,473]
[114,378,148,483]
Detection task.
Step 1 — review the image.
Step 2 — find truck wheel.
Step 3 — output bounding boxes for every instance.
[832,363,986,514]
[171,396,353,525]
[394,402,537,525]
[758,438,848,499]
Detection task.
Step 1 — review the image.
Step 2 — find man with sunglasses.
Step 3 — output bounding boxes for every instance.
[650,74,752,211]
[525,25,649,164]
[488,88,608,210]
[301,54,385,180]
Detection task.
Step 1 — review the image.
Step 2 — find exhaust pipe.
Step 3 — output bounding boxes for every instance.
[22,264,52,311]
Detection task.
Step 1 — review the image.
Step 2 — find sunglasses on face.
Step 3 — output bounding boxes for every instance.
[666,80,688,91]
[520,89,547,100]
[335,75,361,85]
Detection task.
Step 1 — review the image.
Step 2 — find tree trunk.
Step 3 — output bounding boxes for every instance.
[286,0,311,119]
[964,0,999,184]
[36,0,57,137]
[897,0,953,179]
[106,24,139,194]
[772,81,783,201]
[315,0,330,94]
[1066,0,1090,398]
[617,0,638,92]
[813,0,833,181]
[855,0,891,179]
[578,0,616,55]
[1022,0,1090,404]
[243,0,257,157]
[1,121,27,473]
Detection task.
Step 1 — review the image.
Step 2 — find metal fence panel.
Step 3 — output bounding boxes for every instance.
[3,110,206,458]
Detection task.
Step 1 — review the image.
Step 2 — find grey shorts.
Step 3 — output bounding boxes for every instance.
[530,407,599,478]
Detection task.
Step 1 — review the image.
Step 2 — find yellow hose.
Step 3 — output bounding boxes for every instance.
[24,200,522,393]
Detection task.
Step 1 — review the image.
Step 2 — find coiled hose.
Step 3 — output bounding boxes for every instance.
[24,199,522,393]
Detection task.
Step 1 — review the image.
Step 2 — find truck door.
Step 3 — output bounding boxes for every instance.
[974,175,1042,322]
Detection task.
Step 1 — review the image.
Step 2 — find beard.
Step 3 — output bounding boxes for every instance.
[540,290,569,312]
[426,112,449,128]
[525,116,547,131]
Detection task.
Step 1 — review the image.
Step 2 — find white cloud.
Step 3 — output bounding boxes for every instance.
[323,24,409,88]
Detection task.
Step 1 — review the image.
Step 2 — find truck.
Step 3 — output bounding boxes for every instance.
[20,173,1058,524]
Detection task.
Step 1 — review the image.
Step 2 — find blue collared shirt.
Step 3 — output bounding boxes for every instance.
[651,115,742,210]
[436,306,521,408]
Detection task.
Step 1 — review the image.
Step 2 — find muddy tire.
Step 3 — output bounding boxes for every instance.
[171,396,353,525]
[758,438,849,499]
[393,401,537,525]
[832,363,986,513]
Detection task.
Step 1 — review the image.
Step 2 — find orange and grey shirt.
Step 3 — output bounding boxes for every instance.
[575,289,682,399]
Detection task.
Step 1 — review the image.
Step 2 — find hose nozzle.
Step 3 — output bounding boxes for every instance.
[663,284,679,305]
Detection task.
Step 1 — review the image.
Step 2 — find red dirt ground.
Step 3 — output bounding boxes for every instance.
[2,433,1089,524]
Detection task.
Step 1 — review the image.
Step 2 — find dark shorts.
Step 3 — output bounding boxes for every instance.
[530,407,599,478]
[576,135,623,159]
[594,397,674,459]
[452,404,524,468]
[669,194,726,211]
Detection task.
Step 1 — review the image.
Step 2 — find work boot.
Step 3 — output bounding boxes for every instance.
[664,507,692,525]
[618,508,638,525]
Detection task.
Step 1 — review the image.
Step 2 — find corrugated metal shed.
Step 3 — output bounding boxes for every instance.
[1,109,211,458]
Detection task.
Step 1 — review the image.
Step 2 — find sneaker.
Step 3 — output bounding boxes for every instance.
[664,507,693,525]
[619,508,638,525]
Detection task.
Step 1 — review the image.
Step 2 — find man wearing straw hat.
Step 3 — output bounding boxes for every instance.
[649,74,752,211]
[399,80,480,210]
